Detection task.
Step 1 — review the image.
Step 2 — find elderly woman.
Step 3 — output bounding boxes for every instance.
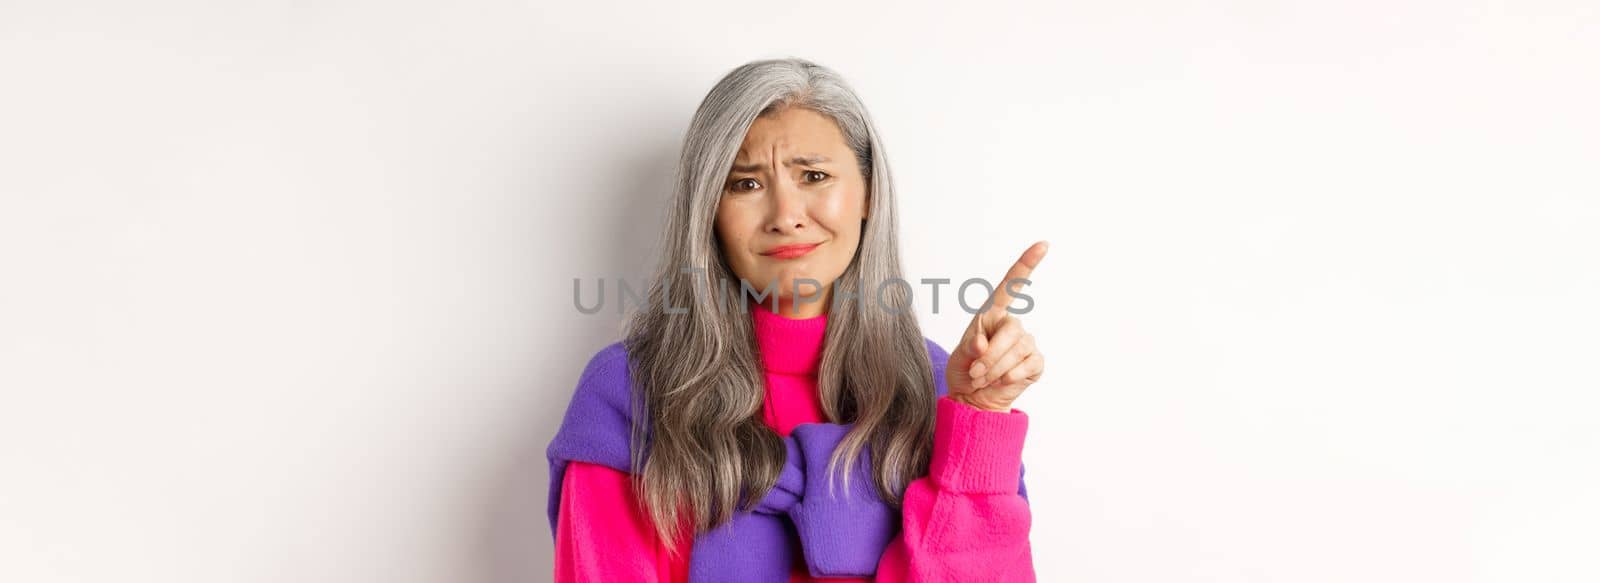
[547,57,1048,582]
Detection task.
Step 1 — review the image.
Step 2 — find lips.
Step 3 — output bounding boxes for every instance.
[760,242,820,259]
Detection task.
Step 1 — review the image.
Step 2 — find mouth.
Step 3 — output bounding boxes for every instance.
[759,242,821,259]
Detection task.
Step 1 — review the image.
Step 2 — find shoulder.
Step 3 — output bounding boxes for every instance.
[924,336,952,398]
[567,341,634,418]
[924,337,950,370]
[546,341,637,471]
[576,341,633,393]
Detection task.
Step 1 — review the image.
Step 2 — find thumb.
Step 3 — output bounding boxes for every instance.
[957,332,989,383]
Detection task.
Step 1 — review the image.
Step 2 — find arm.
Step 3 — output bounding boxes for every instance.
[874,396,1035,582]
[553,461,688,582]
[547,344,683,580]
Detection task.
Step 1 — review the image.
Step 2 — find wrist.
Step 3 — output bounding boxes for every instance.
[931,396,1029,493]
[947,393,1012,413]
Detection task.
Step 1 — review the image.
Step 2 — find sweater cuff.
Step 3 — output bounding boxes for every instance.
[929,396,1028,493]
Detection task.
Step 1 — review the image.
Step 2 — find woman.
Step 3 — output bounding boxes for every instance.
[547,57,1048,582]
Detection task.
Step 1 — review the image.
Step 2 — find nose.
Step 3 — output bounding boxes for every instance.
[765,177,808,234]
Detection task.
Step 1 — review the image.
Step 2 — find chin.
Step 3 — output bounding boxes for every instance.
[773,273,821,296]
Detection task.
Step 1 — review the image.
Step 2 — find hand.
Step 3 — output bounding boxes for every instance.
[945,241,1049,412]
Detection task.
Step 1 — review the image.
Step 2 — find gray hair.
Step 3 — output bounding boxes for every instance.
[621,57,937,551]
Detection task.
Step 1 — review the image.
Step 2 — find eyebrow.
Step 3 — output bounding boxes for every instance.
[729,154,832,173]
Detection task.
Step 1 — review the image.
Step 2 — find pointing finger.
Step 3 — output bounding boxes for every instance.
[984,240,1049,318]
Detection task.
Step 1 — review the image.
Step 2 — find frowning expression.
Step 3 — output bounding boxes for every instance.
[714,106,868,316]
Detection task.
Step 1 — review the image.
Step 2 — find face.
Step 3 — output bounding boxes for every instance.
[714,106,868,318]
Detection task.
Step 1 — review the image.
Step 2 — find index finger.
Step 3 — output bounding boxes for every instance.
[984,240,1049,317]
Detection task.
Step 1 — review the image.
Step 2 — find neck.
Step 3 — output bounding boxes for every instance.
[758,287,833,319]
[749,298,828,375]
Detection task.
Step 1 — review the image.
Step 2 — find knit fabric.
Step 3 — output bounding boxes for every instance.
[548,304,1034,581]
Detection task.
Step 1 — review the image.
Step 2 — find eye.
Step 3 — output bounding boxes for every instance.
[728,178,761,193]
[802,170,830,183]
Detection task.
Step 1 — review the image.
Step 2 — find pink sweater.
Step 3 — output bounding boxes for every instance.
[554,306,1035,581]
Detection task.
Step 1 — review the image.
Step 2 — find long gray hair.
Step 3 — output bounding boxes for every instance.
[621,57,937,551]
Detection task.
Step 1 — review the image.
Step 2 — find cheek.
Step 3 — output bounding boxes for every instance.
[714,203,759,265]
[714,204,744,244]
[816,189,867,250]
[815,186,867,270]
[815,184,867,227]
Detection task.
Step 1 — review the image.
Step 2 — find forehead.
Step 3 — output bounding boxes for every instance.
[735,107,850,158]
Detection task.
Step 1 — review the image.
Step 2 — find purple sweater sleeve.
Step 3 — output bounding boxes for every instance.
[693,340,1031,581]
[550,339,1031,582]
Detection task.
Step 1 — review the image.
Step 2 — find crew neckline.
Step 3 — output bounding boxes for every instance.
[749,301,828,375]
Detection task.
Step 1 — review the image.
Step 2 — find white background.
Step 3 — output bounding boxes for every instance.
[2,1,1597,581]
